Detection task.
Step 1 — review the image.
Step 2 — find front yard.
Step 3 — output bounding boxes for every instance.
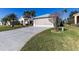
[21,25,79,51]
[0,25,23,32]
[0,24,32,32]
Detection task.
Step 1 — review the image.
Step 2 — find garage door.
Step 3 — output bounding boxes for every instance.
[33,18,54,27]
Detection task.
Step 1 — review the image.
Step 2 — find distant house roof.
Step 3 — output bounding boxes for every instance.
[19,13,58,21]
[33,14,50,19]
[33,13,59,20]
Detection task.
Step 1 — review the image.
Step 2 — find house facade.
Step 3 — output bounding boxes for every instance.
[19,16,29,26]
[33,14,58,27]
[73,13,79,24]
[0,21,2,25]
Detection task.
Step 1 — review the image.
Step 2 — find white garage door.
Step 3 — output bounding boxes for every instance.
[33,18,54,27]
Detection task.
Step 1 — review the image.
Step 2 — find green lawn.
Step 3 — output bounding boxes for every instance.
[21,25,79,51]
[0,25,24,32]
[0,24,33,32]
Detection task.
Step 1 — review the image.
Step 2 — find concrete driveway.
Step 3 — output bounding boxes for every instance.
[0,26,48,51]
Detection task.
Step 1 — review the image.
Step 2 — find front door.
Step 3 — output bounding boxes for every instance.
[77,16,79,24]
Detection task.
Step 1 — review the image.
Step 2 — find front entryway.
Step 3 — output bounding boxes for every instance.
[77,16,79,24]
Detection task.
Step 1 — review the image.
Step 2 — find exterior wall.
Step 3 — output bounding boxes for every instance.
[73,13,79,24]
[19,17,29,25]
[74,16,77,24]
[33,18,54,27]
[0,22,2,25]
[6,21,11,26]
[19,17,24,23]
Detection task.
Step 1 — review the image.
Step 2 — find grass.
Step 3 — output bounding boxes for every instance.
[0,25,28,32]
[21,25,79,51]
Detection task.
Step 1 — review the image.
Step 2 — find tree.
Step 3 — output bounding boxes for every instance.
[31,10,36,17]
[23,10,36,18]
[8,13,17,21]
[9,14,17,27]
[63,8,67,13]
[23,11,31,18]
[23,10,36,25]
[49,14,61,31]
[69,10,79,17]
[49,9,67,31]
[2,13,17,27]
[2,13,17,22]
[2,17,8,25]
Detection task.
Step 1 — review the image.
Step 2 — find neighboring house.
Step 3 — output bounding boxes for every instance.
[6,21,11,26]
[1,21,11,26]
[19,16,28,26]
[33,14,57,27]
[73,13,79,24]
[19,16,33,26]
[0,21,2,25]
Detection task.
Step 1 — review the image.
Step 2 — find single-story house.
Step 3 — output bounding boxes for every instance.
[19,16,29,26]
[73,13,79,24]
[19,14,59,27]
[33,14,58,27]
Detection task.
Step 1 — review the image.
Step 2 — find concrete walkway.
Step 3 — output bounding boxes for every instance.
[0,26,48,51]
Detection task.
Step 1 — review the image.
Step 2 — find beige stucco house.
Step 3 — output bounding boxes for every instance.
[33,14,55,27]
[73,13,79,24]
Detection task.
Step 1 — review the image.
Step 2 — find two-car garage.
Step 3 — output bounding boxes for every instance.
[33,14,54,28]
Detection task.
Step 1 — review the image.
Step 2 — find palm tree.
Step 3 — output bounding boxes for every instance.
[31,10,36,17]
[23,10,36,25]
[23,10,36,18]
[23,11,31,18]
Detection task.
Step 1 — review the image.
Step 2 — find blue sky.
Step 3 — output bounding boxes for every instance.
[0,8,79,20]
